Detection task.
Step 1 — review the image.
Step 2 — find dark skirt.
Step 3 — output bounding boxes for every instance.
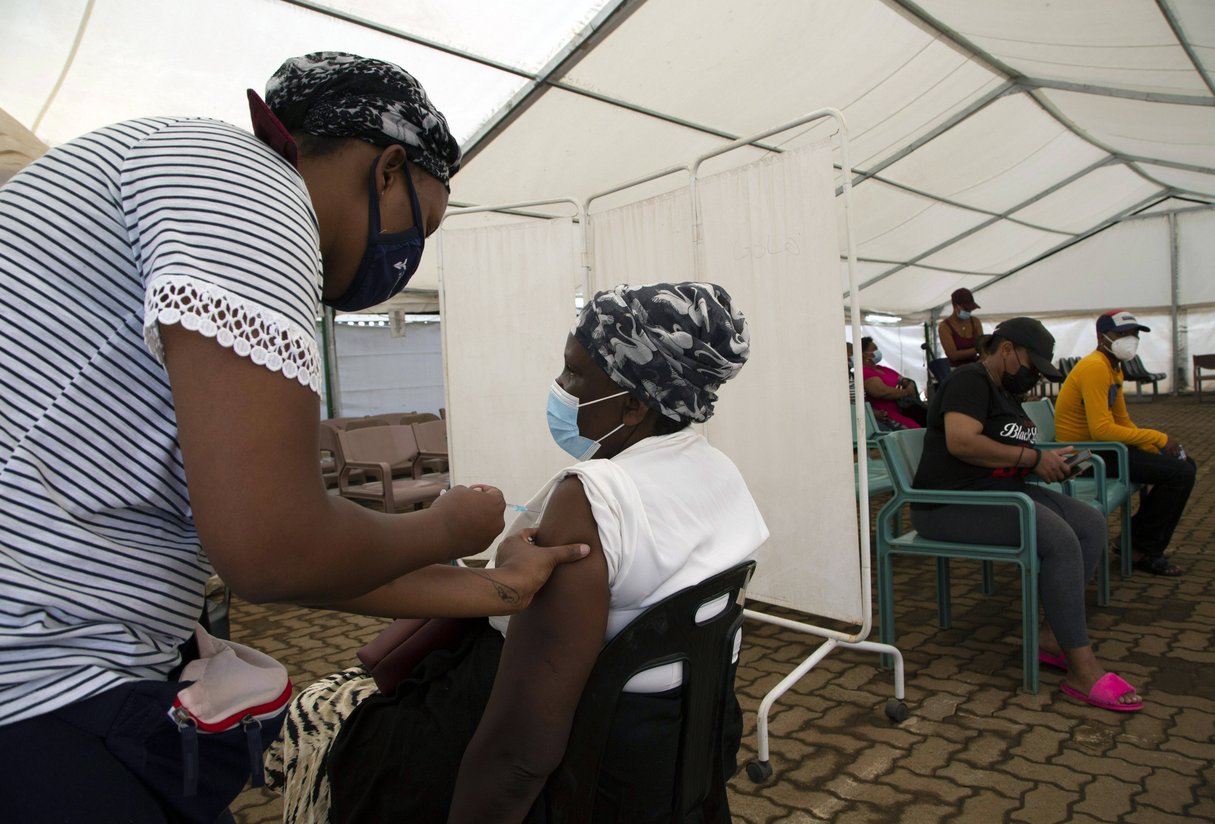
[326,621,740,824]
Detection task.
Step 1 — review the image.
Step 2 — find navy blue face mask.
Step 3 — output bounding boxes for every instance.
[325,155,425,312]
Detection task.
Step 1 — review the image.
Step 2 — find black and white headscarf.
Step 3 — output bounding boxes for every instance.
[266,51,461,188]
[574,282,750,423]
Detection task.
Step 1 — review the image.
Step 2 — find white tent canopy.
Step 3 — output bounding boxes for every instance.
[3,0,1213,358]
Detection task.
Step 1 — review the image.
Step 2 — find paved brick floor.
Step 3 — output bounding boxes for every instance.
[231,396,1214,823]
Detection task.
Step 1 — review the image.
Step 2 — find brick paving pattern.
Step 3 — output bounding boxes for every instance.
[230,396,1214,822]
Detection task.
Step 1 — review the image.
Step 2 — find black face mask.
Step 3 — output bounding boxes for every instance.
[1000,349,1039,395]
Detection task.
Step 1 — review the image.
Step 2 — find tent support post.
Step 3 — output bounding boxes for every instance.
[1169,213,1182,395]
[322,306,342,418]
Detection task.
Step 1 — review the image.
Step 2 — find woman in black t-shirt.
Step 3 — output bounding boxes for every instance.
[910,317,1141,713]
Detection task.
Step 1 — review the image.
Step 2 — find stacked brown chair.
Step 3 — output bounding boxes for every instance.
[337,425,449,512]
[397,412,439,425]
[411,418,449,474]
[318,420,345,488]
[1194,354,1215,403]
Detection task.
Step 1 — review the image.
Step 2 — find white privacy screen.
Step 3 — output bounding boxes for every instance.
[697,140,864,624]
[589,187,696,292]
[439,218,580,517]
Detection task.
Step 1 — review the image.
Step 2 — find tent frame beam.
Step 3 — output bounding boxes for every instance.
[1158,0,1215,99]
[849,156,1114,295]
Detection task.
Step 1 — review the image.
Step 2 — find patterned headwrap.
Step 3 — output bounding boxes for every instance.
[265,51,461,188]
[574,282,750,423]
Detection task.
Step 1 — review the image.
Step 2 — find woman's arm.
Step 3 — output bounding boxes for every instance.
[863,373,913,400]
[943,411,1071,481]
[938,319,961,361]
[162,324,508,604]
[449,476,609,824]
[321,529,589,618]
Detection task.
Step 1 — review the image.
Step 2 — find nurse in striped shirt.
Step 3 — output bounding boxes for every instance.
[0,52,585,822]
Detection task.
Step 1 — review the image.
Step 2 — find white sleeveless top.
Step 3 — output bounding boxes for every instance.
[490,427,768,692]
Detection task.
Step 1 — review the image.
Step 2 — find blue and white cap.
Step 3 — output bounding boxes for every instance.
[1097,310,1151,335]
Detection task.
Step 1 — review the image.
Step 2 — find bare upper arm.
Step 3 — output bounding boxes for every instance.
[944,410,983,454]
[160,322,329,590]
[471,475,610,775]
[938,321,958,358]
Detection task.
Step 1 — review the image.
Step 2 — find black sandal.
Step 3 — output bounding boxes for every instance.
[1134,555,1184,577]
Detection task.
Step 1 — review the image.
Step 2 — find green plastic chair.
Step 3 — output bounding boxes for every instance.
[1022,398,1137,581]
[851,403,893,497]
[876,428,1042,693]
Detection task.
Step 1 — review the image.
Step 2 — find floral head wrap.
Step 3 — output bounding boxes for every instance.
[266,51,461,188]
[573,282,750,423]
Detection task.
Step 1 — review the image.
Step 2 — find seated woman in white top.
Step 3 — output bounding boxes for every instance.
[271,282,768,823]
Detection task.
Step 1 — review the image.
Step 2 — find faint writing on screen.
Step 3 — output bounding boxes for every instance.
[734,235,803,260]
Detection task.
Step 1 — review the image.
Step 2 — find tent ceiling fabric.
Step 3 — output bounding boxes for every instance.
[2,0,1212,318]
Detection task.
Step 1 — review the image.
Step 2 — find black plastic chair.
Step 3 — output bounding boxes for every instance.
[545,561,756,824]
[1122,355,1166,399]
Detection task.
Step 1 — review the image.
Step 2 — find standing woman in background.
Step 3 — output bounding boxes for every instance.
[939,287,984,368]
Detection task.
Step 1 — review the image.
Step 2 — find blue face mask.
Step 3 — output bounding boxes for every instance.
[958,310,972,320]
[546,382,628,461]
[325,156,425,312]
[871,349,883,364]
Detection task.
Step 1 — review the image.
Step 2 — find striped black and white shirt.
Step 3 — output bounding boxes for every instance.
[0,117,322,725]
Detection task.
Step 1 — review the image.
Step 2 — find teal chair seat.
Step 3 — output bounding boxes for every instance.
[876,428,1042,693]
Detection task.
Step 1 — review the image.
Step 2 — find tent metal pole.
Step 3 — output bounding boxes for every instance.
[1169,212,1182,394]
[321,306,342,418]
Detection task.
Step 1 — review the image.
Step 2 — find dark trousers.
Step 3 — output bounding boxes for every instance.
[1117,448,1197,556]
[0,688,174,823]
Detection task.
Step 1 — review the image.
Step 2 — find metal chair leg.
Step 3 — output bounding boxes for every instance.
[1021,561,1040,694]
[935,557,952,629]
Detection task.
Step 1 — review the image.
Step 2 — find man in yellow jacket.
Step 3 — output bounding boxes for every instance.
[1055,310,1196,576]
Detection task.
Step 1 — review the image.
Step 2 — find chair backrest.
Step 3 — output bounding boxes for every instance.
[545,561,756,823]
[318,421,342,457]
[1194,354,1215,370]
[398,412,440,425]
[1058,356,1079,377]
[876,428,925,495]
[1123,355,1150,380]
[344,417,391,432]
[336,424,421,476]
[1021,398,1056,441]
[927,357,951,384]
[412,418,448,454]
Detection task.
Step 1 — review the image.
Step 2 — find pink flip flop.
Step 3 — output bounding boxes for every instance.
[1060,672,1142,713]
[1038,650,1068,672]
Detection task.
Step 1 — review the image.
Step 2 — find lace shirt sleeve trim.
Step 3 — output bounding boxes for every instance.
[143,275,321,393]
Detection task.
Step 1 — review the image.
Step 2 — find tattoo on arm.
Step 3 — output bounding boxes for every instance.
[470,569,521,606]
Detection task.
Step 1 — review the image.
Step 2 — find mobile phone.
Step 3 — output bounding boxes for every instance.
[1064,449,1093,474]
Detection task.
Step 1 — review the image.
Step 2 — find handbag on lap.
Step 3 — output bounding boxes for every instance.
[357,617,470,694]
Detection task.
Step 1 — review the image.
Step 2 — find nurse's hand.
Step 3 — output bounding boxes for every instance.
[488,529,591,613]
[430,484,506,558]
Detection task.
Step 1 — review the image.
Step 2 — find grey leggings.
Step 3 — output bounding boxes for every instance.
[910,485,1106,650]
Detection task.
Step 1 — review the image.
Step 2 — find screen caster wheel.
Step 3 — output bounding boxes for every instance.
[746,759,773,783]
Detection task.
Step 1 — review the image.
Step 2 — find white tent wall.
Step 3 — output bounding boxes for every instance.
[319,321,446,417]
[1178,210,1215,306]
